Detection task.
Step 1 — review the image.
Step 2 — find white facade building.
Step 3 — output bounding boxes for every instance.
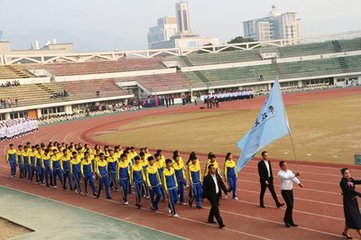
[243,6,300,41]
[147,17,178,49]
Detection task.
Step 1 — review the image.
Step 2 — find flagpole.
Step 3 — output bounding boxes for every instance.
[288,131,298,166]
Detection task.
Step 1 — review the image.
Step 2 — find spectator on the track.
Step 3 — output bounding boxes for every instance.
[277,161,303,228]
[340,168,361,239]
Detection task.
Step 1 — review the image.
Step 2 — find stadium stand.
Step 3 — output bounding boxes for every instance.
[115,73,196,92]
[59,79,129,99]
[26,58,166,76]
[0,65,35,79]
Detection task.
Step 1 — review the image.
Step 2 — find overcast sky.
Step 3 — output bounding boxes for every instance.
[0,0,360,52]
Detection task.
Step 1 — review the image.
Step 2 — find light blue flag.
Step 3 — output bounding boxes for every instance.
[236,80,290,172]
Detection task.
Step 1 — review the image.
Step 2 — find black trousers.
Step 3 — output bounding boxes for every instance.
[281,190,294,224]
[208,197,224,227]
[260,180,280,206]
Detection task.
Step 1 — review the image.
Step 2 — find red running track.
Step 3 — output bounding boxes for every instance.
[1,87,361,240]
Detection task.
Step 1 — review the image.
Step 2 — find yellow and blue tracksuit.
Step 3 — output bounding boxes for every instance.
[71,157,82,193]
[29,150,36,181]
[96,160,111,199]
[132,163,145,206]
[35,151,44,183]
[52,154,63,187]
[141,158,149,197]
[173,161,187,203]
[107,155,118,191]
[126,155,133,194]
[189,163,202,208]
[17,150,24,178]
[22,151,30,180]
[163,168,178,215]
[155,160,166,199]
[146,165,162,210]
[42,154,53,186]
[6,149,17,177]
[61,155,73,190]
[225,160,237,199]
[81,158,97,195]
[117,160,130,203]
[204,160,221,176]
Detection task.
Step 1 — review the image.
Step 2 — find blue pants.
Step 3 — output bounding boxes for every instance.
[73,172,82,193]
[142,179,149,197]
[24,164,30,179]
[37,166,44,183]
[109,171,118,190]
[18,163,24,178]
[53,168,63,187]
[228,176,237,198]
[30,165,36,181]
[84,172,96,195]
[177,180,185,203]
[119,179,129,202]
[134,181,142,205]
[9,161,16,176]
[168,188,178,215]
[98,174,111,198]
[150,185,162,210]
[63,171,73,190]
[193,183,202,208]
[44,167,53,186]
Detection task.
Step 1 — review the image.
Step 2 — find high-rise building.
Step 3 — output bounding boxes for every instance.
[147,1,219,49]
[147,17,178,49]
[243,6,300,41]
[176,1,191,34]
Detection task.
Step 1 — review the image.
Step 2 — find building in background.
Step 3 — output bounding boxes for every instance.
[147,1,219,49]
[243,5,301,41]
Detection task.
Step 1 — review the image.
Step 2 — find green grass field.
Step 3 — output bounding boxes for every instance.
[94,94,361,165]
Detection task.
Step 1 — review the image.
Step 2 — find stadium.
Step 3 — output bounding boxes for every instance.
[1,27,361,239]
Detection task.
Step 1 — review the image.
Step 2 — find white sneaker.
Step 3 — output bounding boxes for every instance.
[168,207,171,214]
[124,201,129,205]
[224,195,228,199]
[233,197,239,200]
[53,186,57,189]
[172,214,179,218]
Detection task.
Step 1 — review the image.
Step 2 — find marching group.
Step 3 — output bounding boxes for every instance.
[0,119,39,142]
[4,140,309,230]
[4,142,238,223]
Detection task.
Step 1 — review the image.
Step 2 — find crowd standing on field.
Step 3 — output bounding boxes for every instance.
[0,119,38,141]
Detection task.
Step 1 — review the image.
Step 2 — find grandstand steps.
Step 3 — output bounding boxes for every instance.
[179,56,194,67]
[332,40,342,53]
[194,71,210,86]
[337,57,349,73]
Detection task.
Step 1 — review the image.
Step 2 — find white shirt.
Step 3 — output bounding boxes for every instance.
[263,160,271,178]
[211,174,219,194]
[277,169,301,190]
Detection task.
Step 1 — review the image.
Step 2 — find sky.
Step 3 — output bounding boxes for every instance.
[0,0,361,52]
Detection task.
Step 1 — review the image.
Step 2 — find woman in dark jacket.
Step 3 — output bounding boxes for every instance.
[340,168,361,239]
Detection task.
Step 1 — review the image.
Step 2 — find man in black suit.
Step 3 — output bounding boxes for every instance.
[202,164,228,228]
[258,151,284,208]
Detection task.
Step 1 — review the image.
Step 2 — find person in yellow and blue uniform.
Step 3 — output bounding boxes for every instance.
[60,149,73,190]
[42,149,53,187]
[51,149,63,189]
[107,149,118,191]
[29,146,37,181]
[139,152,150,199]
[81,151,97,196]
[146,156,162,211]
[132,156,145,209]
[155,153,166,201]
[173,153,187,205]
[22,146,30,180]
[224,152,238,200]
[96,153,111,199]
[35,147,44,184]
[71,151,82,194]
[5,144,17,177]
[163,159,179,217]
[117,154,130,205]
[17,145,24,179]
[188,155,202,209]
